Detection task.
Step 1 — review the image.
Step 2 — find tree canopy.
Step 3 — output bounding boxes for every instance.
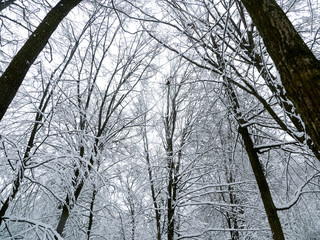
[0,1,320,239]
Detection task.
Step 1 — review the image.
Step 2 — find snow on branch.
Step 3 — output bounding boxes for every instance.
[177,228,270,239]
[1,216,63,239]
[276,172,320,211]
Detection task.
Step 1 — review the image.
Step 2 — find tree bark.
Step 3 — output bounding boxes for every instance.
[0,0,15,12]
[223,76,285,240]
[143,134,162,240]
[0,0,82,121]
[209,30,285,239]
[238,126,285,240]
[0,80,53,225]
[56,195,71,236]
[164,83,178,240]
[87,188,97,240]
[240,0,320,153]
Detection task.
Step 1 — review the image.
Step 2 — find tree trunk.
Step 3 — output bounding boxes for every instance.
[144,143,162,240]
[56,169,85,236]
[240,0,320,154]
[224,79,285,240]
[238,126,285,240]
[56,196,71,236]
[87,188,97,240]
[0,0,15,12]
[165,83,177,240]
[0,0,82,121]
[208,29,285,239]
[0,81,53,225]
[167,140,175,240]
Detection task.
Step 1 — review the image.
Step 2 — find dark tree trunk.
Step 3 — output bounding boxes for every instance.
[167,140,175,240]
[0,0,15,12]
[238,126,285,240]
[208,30,285,239]
[0,0,82,121]
[240,0,320,154]
[164,83,178,240]
[0,80,53,225]
[56,195,71,236]
[87,188,97,240]
[145,147,162,240]
[224,80,285,240]
[56,166,85,236]
[0,167,22,225]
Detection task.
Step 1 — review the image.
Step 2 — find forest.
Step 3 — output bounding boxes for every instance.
[0,0,320,239]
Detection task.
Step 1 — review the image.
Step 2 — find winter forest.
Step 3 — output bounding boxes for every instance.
[1,0,320,239]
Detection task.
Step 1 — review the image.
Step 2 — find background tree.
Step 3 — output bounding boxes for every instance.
[1,0,320,239]
[117,0,320,238]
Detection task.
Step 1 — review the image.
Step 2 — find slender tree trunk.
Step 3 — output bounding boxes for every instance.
[144,143,162,240]
[0,0,82,121]
[240,0,320,154]
[147,164,162,240]
[56,167,85,236]
[220,127,243,240]
[130,204,135,240]
[224,80,285,240]
[167,142,175,240]
[0,167,23,225]
[164,83,177,240]
[238,126,285,240]
[0,80,53,225]
[227,173,241,240]
[86,188,97,240]
[209,30,285,238]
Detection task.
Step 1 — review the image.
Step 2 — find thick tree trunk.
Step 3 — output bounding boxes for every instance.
[0,0,82,121]
[56,196,71,236]
[240,0,320,153]
[0,0,15,12]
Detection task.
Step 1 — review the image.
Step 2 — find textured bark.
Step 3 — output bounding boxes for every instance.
[240,0,320,153]
[0,0,82,121]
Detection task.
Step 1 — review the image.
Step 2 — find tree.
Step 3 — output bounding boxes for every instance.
[51,13,158,236]
[240,0,320,154]
[0,0,82,121]
[125,0,320,238]
[0,0,15,12]
[1,0,320,239]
